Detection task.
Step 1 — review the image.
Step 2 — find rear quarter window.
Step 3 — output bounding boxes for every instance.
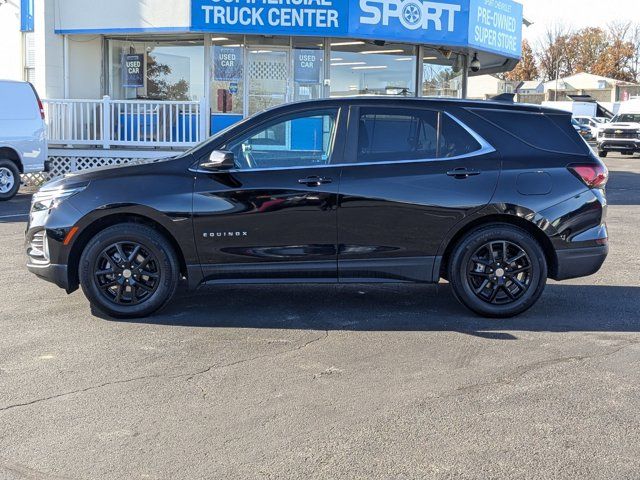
[469,108,591,155]
[440,114,482,158]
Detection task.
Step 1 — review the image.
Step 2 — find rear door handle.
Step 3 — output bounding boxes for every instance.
[446,168,482,179]
[298,176,333,187]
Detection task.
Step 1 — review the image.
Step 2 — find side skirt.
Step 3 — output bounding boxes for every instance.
[191,257,442,287]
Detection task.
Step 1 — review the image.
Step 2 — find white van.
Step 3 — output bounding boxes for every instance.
[0,80,47,200]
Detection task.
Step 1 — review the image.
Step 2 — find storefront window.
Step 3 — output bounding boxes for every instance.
[330,41,416,97]
[293,37,325,103]
[422,49,463,98]
[210,35,245,116]
[108,38,204,101]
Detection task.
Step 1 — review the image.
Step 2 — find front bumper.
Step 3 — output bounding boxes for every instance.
[554,245,609,281]
[597,139,640,152]
[27,262,70,290]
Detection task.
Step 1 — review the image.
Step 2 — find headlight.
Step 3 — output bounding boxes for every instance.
[31,184,88,212]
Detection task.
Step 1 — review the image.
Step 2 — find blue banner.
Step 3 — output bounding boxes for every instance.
[192,0,349,36]
[468,0,523,58]
[294,49,324,84]
[213,46,244,82]
[350,0,469,48]
[191,0,523,59]
[122,54,145,88]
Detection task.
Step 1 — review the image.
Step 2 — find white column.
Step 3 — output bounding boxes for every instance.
[34,0,65,98]
[0,1,24,81]
[202,34,212,139]
[63,35,69,98]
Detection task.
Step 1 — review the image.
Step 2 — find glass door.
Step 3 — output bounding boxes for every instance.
[246,47,290,116]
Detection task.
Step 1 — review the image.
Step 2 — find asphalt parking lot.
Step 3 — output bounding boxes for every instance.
[1,153,639,480]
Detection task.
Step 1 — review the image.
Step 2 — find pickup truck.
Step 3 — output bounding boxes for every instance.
[597,112,640,158]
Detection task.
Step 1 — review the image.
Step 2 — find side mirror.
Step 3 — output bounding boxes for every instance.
[201,150,234,171]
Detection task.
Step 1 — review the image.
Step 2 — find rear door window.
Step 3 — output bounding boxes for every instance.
[357,108,438,163]
[356,107,483,163]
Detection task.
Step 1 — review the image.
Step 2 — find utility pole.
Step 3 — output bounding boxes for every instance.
[554,55,563,101]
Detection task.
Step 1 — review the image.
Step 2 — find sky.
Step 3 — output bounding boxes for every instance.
[518,0,640,45]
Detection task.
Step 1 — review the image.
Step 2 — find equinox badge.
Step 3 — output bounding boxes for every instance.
[203,231,248,238]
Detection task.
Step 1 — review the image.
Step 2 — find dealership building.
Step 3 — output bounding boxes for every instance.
[0,0,524,172]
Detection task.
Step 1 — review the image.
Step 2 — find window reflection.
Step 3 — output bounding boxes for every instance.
[330,41,416,97]
[108,38,204,101]
[422,49,463,98]
[211,35,245,115]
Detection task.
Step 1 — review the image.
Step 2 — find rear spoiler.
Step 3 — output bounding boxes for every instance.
[490,93,515,103]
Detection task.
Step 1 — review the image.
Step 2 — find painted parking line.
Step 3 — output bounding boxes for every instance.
[0,213,29,219]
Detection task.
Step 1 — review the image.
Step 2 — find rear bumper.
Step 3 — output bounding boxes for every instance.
[27,262,70,291]
[554,245,609,281]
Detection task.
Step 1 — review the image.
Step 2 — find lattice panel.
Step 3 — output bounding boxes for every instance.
[250,60,288,81]
[21,156,144,187]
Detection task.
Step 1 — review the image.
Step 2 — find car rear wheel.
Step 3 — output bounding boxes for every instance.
[0,160,20,201]
[79,223,179,318]
[448,225,547,318]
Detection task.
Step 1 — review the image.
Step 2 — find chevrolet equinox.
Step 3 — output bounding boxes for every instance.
[26,98,609,318]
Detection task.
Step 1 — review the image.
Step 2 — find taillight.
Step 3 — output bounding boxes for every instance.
[568,163,609,189]
[28,83,45,120]
[37,96,45,120]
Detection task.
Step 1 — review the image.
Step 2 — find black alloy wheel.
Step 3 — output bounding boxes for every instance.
[466,241,532,305]
[94,241,161,306]
[448,224,547,318]
[80,223,179,318]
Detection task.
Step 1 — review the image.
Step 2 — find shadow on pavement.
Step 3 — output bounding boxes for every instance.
[606,170,640,206]
[0,192,31,223]
[99,283,640,336]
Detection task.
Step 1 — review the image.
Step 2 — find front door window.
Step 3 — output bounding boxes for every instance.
[226,109,338,170]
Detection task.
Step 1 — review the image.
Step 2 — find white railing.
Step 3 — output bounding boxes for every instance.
[43,96,205,149]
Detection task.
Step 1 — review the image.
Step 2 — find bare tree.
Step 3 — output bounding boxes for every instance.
[592,22,637,82]
[628,23,640,82]
[536,24,572,82]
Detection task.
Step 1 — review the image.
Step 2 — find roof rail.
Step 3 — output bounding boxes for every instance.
[490,93,515,103]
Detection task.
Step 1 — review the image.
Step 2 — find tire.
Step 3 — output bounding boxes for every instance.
[598,150,608,158]
[447,224,547,318]
[0,159,20,201]
[79,223,180,318]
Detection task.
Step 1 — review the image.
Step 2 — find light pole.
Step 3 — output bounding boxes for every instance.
[554,55,564,101]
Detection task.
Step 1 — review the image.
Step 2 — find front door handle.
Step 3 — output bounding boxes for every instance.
[298,176,333,187]
[446,168,482,179]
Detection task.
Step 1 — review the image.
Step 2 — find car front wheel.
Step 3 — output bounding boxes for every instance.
[448,225,548,318]
[79,223,180,318]
[598,150,608,158]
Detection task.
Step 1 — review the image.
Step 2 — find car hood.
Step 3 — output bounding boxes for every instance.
[38,155,188,192]
[603,122,640,130]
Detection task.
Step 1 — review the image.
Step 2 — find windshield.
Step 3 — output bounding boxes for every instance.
[613,114,640,123]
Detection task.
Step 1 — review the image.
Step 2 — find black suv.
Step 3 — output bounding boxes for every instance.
[26,98,609,318]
